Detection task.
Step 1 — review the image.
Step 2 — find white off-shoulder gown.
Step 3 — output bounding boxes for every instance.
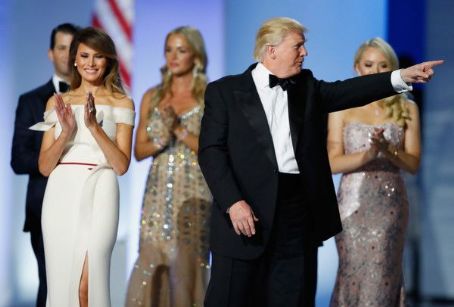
[31,104,135,307]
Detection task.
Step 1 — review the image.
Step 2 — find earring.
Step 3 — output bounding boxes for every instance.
[74,63,77,67]
[192,62,202,78]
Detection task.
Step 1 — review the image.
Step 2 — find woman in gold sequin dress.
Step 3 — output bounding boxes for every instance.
[327,38,421,306]
[125,26,211,307]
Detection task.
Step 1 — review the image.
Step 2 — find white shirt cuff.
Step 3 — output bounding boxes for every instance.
[391,70,413,93]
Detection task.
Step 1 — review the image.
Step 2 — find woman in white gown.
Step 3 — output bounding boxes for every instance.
[32,27,135,307]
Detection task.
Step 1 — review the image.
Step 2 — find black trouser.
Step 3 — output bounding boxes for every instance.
[30,227,47,307]
[205,173,318,307]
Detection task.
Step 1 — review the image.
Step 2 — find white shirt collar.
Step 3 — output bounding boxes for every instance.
[52,74,68,93]
[252,62,275,90]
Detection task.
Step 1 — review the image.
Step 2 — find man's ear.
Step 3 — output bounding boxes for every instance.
[267,45,277,60]
[354,64,360,75]
[48,49,54,63]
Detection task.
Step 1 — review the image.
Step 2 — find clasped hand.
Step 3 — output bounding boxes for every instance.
[158,105,188,144]
[152,105,177,148]
[162,106,186,138]
[367,128,392,159]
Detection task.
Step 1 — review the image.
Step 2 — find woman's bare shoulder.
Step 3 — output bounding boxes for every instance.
[141,85,161,101]
[112,95,135,110]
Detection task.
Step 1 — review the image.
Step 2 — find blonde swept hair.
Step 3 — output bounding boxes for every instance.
[354,37,411,127]
[151,26,208,107]
[254,17,306,62]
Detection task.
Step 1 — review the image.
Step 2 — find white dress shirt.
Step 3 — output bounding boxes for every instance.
[251,63,411,174]
[252,63,300,173]
[52,74,69,94]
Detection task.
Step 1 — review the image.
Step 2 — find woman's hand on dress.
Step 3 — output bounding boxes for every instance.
[152,134,171,151]
[372,128,391,153]
[84,92,98,130]
[54,93,75,138]
[161,105,177,130]
[366,128,385,162]
[173,124,189,141]
[150,105,176,149]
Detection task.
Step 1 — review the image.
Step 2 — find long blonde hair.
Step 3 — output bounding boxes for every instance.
[354,37,410,127]
[151,26,208,107]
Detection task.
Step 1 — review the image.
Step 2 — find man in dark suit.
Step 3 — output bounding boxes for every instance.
[199,17,441,307]
[10,23,78,307]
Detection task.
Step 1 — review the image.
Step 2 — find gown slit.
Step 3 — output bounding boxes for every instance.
[70,165,109,305]
[78,254,89,306]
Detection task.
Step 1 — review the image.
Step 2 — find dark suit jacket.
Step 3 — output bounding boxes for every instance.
[198,64,396,260]
[11,79,55,232]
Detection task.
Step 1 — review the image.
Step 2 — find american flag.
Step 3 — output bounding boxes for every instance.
[92,0,134,89]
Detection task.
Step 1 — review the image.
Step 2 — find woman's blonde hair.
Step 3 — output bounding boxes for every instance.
[69,27,125,96]
[254,17,306,62]
[355,37,410,127]
[151,26,208,107]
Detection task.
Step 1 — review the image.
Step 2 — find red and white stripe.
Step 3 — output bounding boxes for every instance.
[92,0,134,89]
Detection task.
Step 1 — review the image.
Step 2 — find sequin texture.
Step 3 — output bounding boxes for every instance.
[330,122,408,307]
[126,105,212,307]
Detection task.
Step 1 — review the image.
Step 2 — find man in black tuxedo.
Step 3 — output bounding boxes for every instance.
[199,17,442,307]
[10,23,78,307]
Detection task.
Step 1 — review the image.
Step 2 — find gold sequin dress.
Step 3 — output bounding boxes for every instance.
[126,105,211,307]
[330,122,408,307]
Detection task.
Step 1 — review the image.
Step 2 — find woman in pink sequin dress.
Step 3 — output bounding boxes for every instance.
[327,38,421,306]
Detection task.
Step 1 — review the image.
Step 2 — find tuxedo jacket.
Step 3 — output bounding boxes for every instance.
[198,64,397,260]
[11,79,55,232]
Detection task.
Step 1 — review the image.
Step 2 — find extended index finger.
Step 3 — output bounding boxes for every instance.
[424,60,444,69]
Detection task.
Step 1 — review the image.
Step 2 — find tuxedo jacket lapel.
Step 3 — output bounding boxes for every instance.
[34,80,56,120]
[235,70,278,169]
[286,80,306,153]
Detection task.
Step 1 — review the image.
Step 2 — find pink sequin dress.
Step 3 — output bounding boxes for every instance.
[330,122,408,307]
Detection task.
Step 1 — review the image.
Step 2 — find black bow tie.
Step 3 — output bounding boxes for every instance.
[269,74,295,91]
[58,81,69,93]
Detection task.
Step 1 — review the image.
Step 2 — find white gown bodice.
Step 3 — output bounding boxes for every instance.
[31,104,135,164]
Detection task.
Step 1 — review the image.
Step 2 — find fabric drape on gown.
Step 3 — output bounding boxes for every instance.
[330,122,408,307]
[126,105,211,307]
[31,105,135,307]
